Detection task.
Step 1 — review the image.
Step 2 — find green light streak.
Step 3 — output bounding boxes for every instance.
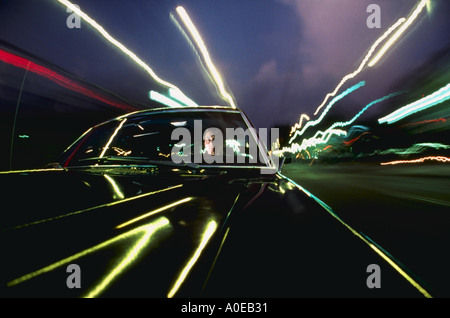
[277,172,432,298]
[285,92,407,154]
[289,81,365,144]
[104,174,125,200]
[327,92,403,131]
[287,129,347,154]
[289,92,401,153]
[378,83,450,124]
[372,143,450,156]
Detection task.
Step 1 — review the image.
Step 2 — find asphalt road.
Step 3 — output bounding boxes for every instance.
[281,161,450,298]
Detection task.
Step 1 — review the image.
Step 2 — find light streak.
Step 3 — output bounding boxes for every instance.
[287,129,347,154]
[294,92,398,150]
[112,147,131,156]
[171,121,187,127]
[62,127,93,168]
[84,217,170,298]
[56,0,195,104]
[289,81,365,144]
[167,220,217,298]
[170,13,218,99]
[285,90,406,155]
[149,90,184,108]
[104,174,125,200]
[372,143,450,156]
[176,6,237,109]
[290,114,310,135]
[169,88,198,107]
[289,88,398,151]
[290,0,428,136]
[116,197,193,229]
[133,132,159,138]
[304,149,311,159]
[0,168,64,174]
[8,217,171,297]
[368,0,429,67]
[378,83,450,124]
[381,156,450,165]
[326,91,403,132]
[10,184,183,230]
[277,173,432,298]
[225,139,241,153]
[312,18,405,116]
[99,118,127,158]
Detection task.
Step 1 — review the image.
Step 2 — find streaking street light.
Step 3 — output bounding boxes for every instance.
[175,6,237,109]
[169,88,198,107]
[378,83,450,124]
[149,91,184,108]
[57,0,196,107]
[368,0,430,67]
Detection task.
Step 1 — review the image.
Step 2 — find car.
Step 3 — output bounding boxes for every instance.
[1,106,431,298]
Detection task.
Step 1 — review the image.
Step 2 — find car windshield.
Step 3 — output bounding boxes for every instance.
[60,109,272,169]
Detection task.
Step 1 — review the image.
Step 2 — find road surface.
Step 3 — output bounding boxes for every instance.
[282,161,450,297]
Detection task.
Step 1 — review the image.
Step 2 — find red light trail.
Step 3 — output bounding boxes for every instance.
[0,48,137,112]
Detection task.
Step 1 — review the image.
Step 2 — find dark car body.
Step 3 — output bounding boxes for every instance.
[1,107,431,298]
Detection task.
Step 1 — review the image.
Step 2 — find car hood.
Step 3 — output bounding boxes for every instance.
[0,166,287,297]
[1,167,431,298]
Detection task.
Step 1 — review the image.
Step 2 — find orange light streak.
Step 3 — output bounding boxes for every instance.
[381,156,450,165]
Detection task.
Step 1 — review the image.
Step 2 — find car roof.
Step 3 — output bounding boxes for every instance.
[122,105,240,117]
[84,106,247,134]
[92,106,242,126]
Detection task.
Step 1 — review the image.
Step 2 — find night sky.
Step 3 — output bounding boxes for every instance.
[1,0,449,133]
